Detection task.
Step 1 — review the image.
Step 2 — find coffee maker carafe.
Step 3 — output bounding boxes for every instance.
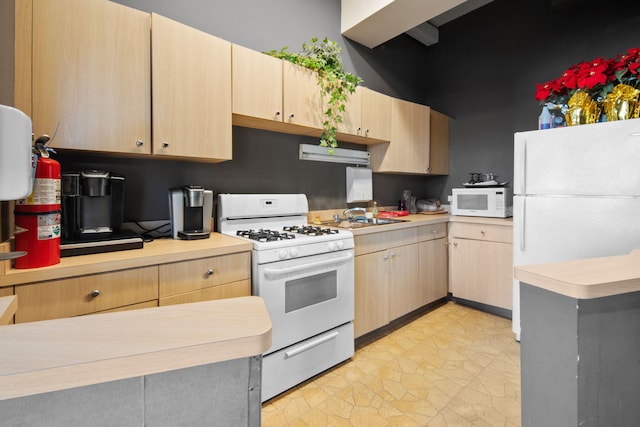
[61,170,125,240]
[169,186,213,240]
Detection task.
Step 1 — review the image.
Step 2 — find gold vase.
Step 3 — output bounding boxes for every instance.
[565,90,601,126]
[602,83,640,121]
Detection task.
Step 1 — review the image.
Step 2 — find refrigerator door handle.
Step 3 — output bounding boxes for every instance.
[514,138,527,194]
[518,197,526,252]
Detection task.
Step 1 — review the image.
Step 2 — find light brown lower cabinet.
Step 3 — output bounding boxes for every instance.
[449,221,513,310]
[13,251,252,323]
[158,252,251,306]
[15,266,159,323]
[418,223,449,305]
[354,224,448,338]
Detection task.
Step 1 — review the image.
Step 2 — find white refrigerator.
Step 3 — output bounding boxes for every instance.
[512,118,640,340]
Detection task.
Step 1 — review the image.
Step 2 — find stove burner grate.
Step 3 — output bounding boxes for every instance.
[237,229,296,242]
[283,225,339,236]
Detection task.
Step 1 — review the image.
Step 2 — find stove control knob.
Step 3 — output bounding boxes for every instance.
[328,242,337,251]
[289,248,299,258]
[278,249,288,260]
[336,241,344,250]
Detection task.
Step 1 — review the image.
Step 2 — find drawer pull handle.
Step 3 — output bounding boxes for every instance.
[135,140,143,147]
[206,269,214,276]
[285,331,339,358]
[391,252,397,257]
[90,289,101,298]
[480,230,486,235]
[162,141,169,148]
[453,242,458,247]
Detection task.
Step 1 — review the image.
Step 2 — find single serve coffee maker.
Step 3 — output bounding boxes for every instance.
[169,186,213,240]
[60,170,143,256]
[62,170,125,240]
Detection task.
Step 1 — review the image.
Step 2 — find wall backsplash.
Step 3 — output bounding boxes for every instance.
[55,127,433,222]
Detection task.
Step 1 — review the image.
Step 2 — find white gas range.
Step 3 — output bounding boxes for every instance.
[218,194,355,402]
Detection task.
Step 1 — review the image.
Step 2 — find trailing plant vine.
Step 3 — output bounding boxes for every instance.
[266,37,363,151]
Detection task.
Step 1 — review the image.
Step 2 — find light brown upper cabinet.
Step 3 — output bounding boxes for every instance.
[232,44,283,122]
[369,98,430,174]
[282,61,324,129]
[336,87,391,144]
[232,44,323,132]
[335,85,363,136]
[428,110,450,175]
[360,88,392,142]
[31,0,151,154]
[152,14,232,161]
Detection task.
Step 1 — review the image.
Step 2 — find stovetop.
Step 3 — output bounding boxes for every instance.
[218,194,354,264]
[236,226,339,242]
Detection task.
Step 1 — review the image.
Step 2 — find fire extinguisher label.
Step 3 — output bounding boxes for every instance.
[19,178,61,205]
[37,213,61,240]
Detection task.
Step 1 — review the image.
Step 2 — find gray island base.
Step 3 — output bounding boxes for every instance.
[516,250,640,427]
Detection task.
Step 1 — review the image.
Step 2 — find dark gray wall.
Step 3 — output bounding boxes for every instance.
[423,0,640,200]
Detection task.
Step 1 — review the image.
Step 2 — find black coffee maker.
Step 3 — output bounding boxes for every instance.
[61,170,124,240]
[60,170,142,256]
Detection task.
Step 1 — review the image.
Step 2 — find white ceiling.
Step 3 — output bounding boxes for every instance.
[341,0,494,48]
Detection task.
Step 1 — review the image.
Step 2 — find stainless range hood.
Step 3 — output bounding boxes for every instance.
[299,144,371,166]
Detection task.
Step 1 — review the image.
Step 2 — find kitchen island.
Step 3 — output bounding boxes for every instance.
[515,249,640,427]
[0,296,271,426]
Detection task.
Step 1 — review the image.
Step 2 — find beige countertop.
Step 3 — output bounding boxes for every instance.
[0,296,271,400]
[514,249,640,299]
[0,232,252,287]
[309,211,512,236]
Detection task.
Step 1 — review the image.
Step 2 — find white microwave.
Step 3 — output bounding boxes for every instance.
[451,187,513,218]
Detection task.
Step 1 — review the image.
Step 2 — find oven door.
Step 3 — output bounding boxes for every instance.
[254,248,354,354]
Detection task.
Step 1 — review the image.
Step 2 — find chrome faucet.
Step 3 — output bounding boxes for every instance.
[342,207,367,219]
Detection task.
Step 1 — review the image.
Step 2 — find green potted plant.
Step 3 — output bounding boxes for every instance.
[266,37,363,152]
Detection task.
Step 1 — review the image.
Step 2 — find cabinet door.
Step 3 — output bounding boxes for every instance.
[32,0,151,154]
[336,85,362,135]
[361,88,392,142]
[449,237,513,310]
[369,98,430,174]
[428,110,450,175]
[354,250,389,338]
[232,44,283,122]
[388,243,420,319]
[418,238,448,306]
[282,61,324,129]
[158,252,251,298]
[152,13,232,161]
[15,266,159,323]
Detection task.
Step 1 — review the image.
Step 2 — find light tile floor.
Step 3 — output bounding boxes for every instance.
[262,302,521,426]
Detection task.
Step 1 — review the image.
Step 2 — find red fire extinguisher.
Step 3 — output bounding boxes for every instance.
[14,138,61,269]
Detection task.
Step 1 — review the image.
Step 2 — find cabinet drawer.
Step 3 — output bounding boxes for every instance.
[15,266,159,323]
[354,228,417,256]
[418,223,447,242]
[159,279,251,306]
[159,252,251,297]
[449,222,512,243]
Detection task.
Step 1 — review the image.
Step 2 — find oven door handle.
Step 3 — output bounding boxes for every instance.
[284,331,340,358]
[263,253,353,279]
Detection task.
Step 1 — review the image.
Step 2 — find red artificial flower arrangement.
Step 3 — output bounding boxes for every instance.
[535,47,640,105]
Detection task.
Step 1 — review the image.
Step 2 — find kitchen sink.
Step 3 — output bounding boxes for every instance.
[320,217,407,229]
